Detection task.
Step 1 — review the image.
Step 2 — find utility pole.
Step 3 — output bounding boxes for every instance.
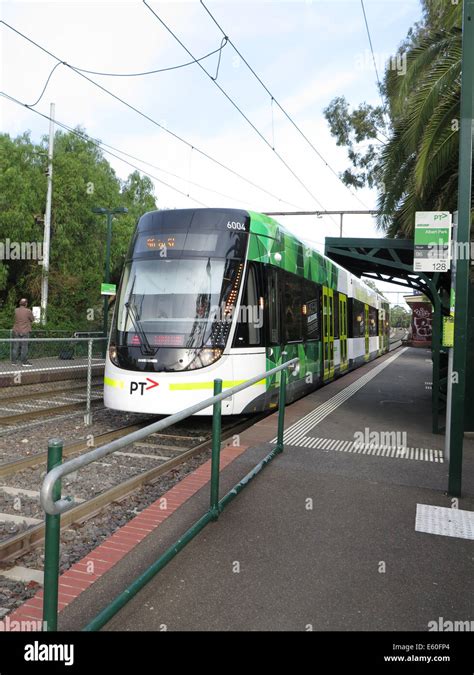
[41,103,55,325]
[448,0,474,496]
[92,207,128,344]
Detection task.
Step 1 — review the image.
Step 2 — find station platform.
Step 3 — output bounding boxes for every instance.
[0,358,104,387]
[12,347,474,631]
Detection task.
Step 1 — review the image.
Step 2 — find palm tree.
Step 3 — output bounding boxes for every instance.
[377,1,463,237]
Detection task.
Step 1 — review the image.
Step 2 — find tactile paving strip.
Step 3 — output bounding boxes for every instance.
[287,436,443,462]
[415,504,474,540]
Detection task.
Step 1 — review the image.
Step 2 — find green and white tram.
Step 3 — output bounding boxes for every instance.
[104,208,390,415]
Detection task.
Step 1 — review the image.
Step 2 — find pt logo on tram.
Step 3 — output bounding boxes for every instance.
[130,378,159,395]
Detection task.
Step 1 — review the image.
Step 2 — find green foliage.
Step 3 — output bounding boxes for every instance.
[324,1,464,238]
[0,129,157,330]
[390,304,411,328]
[323,97,388,189]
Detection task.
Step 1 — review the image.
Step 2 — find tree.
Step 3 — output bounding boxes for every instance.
[378,2,462,236]
[0,129,158,329]
[323,1,463,238]
[0,133,47,312]
[323,97,388,190]
[390,304,411,328]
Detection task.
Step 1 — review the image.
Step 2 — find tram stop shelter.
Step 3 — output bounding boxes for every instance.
[324,236,463,436]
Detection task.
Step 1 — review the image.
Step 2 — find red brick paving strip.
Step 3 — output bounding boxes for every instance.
[7,444,248,625]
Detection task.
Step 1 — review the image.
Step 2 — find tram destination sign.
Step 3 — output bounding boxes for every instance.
[414,211,452,272]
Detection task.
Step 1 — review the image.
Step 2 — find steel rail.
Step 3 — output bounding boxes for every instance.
[41,359,298,516]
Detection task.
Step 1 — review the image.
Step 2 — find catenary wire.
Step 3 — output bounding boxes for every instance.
[143,0,333,218]
[1,19,303,210]
[26,38,228,106]
[199,0,371,210]
[1,92,209,207]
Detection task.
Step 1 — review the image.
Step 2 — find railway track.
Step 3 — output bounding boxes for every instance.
[0,340,408,576]
[0,381,102,406]
[0,415,258,563]
[0,383,103,426]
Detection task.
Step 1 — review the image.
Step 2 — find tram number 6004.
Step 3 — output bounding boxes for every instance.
[227,221,246,231]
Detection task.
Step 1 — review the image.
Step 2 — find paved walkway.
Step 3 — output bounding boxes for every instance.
[14,347,474,631]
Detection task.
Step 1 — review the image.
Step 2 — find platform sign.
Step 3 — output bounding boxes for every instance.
[442,316,454,347]
[101,283,116,296]
[32,306,41,324]
[414,211,452,272]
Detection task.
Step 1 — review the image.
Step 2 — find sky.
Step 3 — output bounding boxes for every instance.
[0,0,425,307]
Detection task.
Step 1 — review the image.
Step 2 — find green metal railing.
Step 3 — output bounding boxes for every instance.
[40,358,297,631]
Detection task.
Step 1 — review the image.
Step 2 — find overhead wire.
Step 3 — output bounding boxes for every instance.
[360,0,387,113]
[143,0,333,217]
[1,92,209,207]
[26,37,228,106]
[199,0,371,210]
[73,37,228,78]
[0,19,303,210]
[2,90,273,209]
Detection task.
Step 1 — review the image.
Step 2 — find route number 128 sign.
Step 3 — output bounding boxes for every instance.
[414,211,452,272]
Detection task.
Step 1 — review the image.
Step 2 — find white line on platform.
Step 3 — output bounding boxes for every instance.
[272,348,408,445]
[415,504,474,540]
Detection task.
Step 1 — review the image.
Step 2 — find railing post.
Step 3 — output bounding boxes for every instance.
[42,439,63,632]
[84,339,93,426]
[276,369,287,453]
[210,379,222,519]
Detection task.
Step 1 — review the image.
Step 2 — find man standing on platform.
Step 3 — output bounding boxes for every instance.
[12,298,34,366]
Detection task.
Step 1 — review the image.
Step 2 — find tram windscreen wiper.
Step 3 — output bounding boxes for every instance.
[123,274,154,354]
[125,300,154,354]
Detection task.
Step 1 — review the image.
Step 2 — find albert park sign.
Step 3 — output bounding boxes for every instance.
[414,211,452,272]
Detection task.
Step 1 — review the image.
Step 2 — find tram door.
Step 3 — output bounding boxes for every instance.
[323,287,334,380]
[339,293,348,371]
[364,303,370,361]
[378,309,384,355]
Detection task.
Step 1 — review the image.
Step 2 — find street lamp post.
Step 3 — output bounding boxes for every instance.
[92,207,128,345]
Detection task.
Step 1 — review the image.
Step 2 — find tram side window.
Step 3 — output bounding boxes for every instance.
[368,305,378,336]
[233,264,262,347]
[267,267,280,345]
[348,298,354,338]
[284,273,303,342]
[303,280,320,340]
[352,299,365,337]
[333,291,339,339]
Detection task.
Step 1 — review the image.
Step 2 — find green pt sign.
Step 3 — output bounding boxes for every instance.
[101,283,116,296]
[414,211,452,272]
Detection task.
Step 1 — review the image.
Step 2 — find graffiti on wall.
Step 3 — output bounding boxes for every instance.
[412,303,432,341]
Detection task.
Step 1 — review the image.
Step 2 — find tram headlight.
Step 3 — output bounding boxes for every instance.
[109,343,119,366]
[188,348,222,370]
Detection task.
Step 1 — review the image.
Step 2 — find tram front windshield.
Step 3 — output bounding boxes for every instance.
[116,257,239,351]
